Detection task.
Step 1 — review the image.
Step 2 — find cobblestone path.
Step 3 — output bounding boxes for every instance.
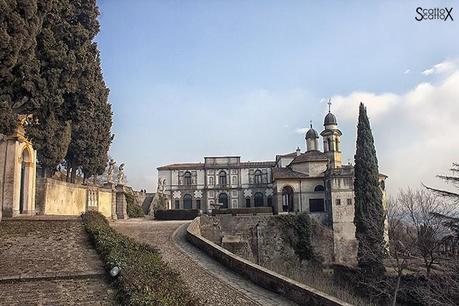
[112,219,296,306]
[0,219,115,305]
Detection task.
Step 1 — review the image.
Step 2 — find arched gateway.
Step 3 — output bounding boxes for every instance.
[0,118,37,219]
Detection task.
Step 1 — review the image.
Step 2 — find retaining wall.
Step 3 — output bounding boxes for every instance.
[186,217,352,306]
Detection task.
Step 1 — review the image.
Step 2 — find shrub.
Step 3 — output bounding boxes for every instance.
[125,192,144,218]
[154,209,200,220]
[211,207,273,216]
[273,213,316,262]
[81,211,196,306]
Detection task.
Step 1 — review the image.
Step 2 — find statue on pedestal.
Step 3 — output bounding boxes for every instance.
[107,159,116,183]
[117,163,125,185]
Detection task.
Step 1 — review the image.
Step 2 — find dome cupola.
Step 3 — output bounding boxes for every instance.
[305,121,319,152]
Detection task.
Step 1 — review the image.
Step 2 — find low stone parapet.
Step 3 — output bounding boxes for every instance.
[186,217,351,306]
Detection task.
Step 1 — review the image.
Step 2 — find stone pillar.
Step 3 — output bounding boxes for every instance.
[103,182,117,220]
[115,184,128,220]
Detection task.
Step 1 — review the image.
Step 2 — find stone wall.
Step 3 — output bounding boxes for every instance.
[187,218,351,306]
[37,178,116,219]
[98,190,113,219]
[200,214,335,273]
[42,179,87,215]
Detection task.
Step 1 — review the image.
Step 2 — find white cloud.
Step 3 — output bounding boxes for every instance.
[331,92,400,122]
[404,69,411,74]
[422,59,459,76]
[295,127,308,134]
[330,70,459,193]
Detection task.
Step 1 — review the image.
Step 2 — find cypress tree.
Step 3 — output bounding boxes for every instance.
[0,0,42,135]
[64,0,112,182]
[354,102,386,276]
[0,0,112,179]
[26,0,75,176]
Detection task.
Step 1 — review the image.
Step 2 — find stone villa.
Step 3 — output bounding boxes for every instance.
[157,107,387,219]
[157,106,388,263]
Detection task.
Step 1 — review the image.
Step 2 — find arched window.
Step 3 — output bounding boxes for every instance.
[282,186,294,212]
[183,194,192,209]
[218,193,228,209]
[254,170,263,185]
[254,192,264,207]
[232,175,237,185]
[245,198,251,207]
[314,185,324,192]
[219,171,227,186]
[19,148,31,214]
[184,171,192,186]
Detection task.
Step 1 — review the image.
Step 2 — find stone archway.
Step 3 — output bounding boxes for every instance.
[0,137,37,217]
[218,193,228,209]
[282,186,294,212]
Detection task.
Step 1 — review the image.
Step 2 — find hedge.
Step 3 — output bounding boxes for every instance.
[212,207,273,216]
[154,209,200,220]
[81,211,196,305]
[125,192,144,218]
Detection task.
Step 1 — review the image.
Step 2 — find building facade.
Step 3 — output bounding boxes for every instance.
[158,110,386,218]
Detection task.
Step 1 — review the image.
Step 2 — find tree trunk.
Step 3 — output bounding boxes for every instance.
[70,165,77,183]
[66,167,70,182]
[392,273,402,306]
[41,166,47,178]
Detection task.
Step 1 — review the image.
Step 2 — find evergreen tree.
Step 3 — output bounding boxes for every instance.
[0,0,42,135]
[354,102,386,276]
[0,0,112,179]
[25,0,75,176]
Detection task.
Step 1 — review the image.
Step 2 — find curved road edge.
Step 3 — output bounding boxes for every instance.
[171,222,297,306]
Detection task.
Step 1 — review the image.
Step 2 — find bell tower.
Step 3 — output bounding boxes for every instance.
[320,100,342,168]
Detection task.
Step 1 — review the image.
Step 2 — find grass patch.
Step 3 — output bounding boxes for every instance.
[81,211,196,305]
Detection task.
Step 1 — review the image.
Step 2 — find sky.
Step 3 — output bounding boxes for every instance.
[96,0,459,194]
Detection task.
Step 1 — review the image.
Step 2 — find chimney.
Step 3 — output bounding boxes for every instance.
[296,147,301,156]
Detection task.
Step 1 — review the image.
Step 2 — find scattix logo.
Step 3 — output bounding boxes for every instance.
[415,7,454,21]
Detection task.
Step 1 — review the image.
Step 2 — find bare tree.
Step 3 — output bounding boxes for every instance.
[397,188,453,276]
[386,197,415,306]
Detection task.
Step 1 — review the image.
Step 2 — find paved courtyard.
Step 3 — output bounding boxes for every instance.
[0,219,115,305]
[112,219,296,306]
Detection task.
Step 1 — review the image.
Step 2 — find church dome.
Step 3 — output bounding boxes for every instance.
[305,127,319,139]
[324,112,337,126]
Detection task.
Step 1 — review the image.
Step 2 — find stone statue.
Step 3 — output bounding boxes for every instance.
[107,159,116,183]
[157,177,166,194]
[117,163,125,185]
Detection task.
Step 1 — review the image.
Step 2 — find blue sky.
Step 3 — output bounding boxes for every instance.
[96,0,459,193]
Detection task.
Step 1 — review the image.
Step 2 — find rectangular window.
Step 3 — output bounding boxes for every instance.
[246,198,251,208]
[347,198,352,205]
[209,176,214,185]
[196,199,201,209]
[175,200,180,209]
[309,199,325,212]
[336,198,341,206]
